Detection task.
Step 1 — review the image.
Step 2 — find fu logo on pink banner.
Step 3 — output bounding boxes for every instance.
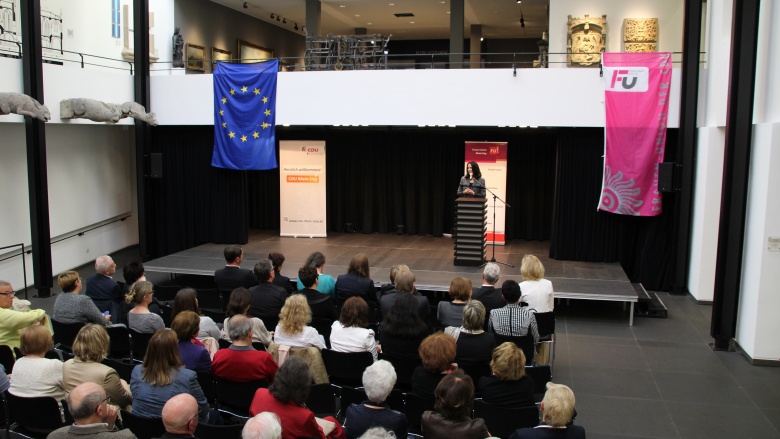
[605,67,649,92]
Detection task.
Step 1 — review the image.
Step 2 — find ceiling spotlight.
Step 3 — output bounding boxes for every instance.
[516,0,521,3]
[294,23,299,30]
[270,13,274,19]
[277,15,281,21]
[283,18,287,24]
[243,2,248,8]
[520,11,525,27]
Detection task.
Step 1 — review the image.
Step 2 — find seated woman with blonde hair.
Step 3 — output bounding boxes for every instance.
[52,271,110,325]
[63,324,133,409]
[519,255,554,313]
[9,326,67,408]
[274,294,326,349]
[126,281,165,333]
[478,342,535,408]
[508,382,585,439]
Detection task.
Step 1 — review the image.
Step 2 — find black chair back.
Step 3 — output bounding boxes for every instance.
[310,318,333,349]
[201,308,226,324]
[378,353,422,390]
[0,345,15,373]
[153,284,182,302]
[306,383,337,418]
[101,358,136,383]
[494,334,535,365]
[215,377,268,417]
[252,342,266,351]
[195,422,244,439]
[473,399,539,438]
[159,304,174,327]
[339,386,368,418]
[120,409,166,439]
[256,314,279,332]
[404,392,435,434]
[534,312,556,340]
[129,329,154,361]
[217,338,232,350]
[321,350,373,387]
[195,288,223,311]
[197,370,218,407]
[457,361,492,385]
[6,392,66,435]
[106,325,132,359]
[524,365,552,402]
[51,319,86,352]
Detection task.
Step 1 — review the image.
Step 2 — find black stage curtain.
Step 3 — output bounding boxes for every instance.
[549,128,677,291]
[147,126,248,257]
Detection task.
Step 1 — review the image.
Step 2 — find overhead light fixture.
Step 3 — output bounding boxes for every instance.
[243,2,248,9]
[517,0,521,3]
[480,37,484,41]
[294,23,299,30]
[283,18,287,24]
[277,15,281,21]
[270,13,274,19]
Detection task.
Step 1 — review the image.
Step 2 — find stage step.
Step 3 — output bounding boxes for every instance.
[632,282,668,318]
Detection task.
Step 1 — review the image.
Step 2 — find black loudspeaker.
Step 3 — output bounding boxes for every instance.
[658,162,675,192]
[149,153,163,178]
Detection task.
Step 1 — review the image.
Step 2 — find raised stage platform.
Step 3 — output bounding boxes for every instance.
[144,230,639,325]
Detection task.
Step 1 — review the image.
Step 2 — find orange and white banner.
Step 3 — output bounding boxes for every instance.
[279,141,327,237]
[465,141,508,245]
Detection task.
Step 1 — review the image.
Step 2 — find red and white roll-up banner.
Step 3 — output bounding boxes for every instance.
[465,142,508,245]
[279,140,327,237]
[600,52,672,216]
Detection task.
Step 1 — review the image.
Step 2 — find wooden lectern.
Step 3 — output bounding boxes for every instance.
[454,197,487,266]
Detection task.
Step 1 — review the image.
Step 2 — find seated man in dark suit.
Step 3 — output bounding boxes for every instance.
[85,255,122,314]
[472,263,504,329]
[214,245,257,292]
[248,259,289,329]
[295,265,337,323]
[379,270,430,321]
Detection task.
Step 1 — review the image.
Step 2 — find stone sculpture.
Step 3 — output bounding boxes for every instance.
[623,18,659,52]
[0,92,51,122]
[567,14,607,67]
[60,98,158,125]
[173,27,184,68]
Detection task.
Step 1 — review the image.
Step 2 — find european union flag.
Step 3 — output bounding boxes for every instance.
[212,60,278,170]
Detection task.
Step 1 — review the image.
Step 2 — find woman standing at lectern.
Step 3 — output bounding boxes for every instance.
[457,161,486,198]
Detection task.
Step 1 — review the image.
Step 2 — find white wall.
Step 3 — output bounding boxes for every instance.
[548,0,684,68]
[152,67,682,128]
[734,0,780,361]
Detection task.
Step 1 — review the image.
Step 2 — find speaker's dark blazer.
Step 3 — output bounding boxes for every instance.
[335,273,376,305]
[85,274,122,314]
[214,266,258,292]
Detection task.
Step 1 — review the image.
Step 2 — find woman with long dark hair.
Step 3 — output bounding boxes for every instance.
[379,294,431,360]
[457,161,486,198]
[222,287,273,345]
[335,253,376,306]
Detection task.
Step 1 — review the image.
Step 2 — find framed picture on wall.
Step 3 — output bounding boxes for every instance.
[185,43,206,71]
[212,47,232,69]
[237,39,274,63]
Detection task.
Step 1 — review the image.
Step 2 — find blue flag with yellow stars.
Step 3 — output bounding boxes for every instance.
[212,60,278,170]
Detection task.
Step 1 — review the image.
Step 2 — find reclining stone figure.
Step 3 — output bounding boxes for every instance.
[0,92,51,122]
[60,98,157,125]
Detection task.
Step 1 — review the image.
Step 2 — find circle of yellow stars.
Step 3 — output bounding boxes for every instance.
[219,85,273,142]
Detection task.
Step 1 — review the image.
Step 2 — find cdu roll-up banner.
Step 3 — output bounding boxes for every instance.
[279,141,327,237]
[599,52,672,216]
[465,142,508,245]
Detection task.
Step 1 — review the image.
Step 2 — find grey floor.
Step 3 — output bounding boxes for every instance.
[17,246,780,439]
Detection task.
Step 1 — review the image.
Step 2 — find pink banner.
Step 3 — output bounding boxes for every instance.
[599,52,672,216]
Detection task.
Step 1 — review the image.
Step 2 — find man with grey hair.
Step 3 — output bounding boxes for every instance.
[242,412,282,439]
[48,382,136,439]
[212,315,278,382]
[344,360,407,439]
[85,255,122,314]
[0,280,50,350]
[160,393,199,439]
[248,259,288,321]
[472,262,503,329]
